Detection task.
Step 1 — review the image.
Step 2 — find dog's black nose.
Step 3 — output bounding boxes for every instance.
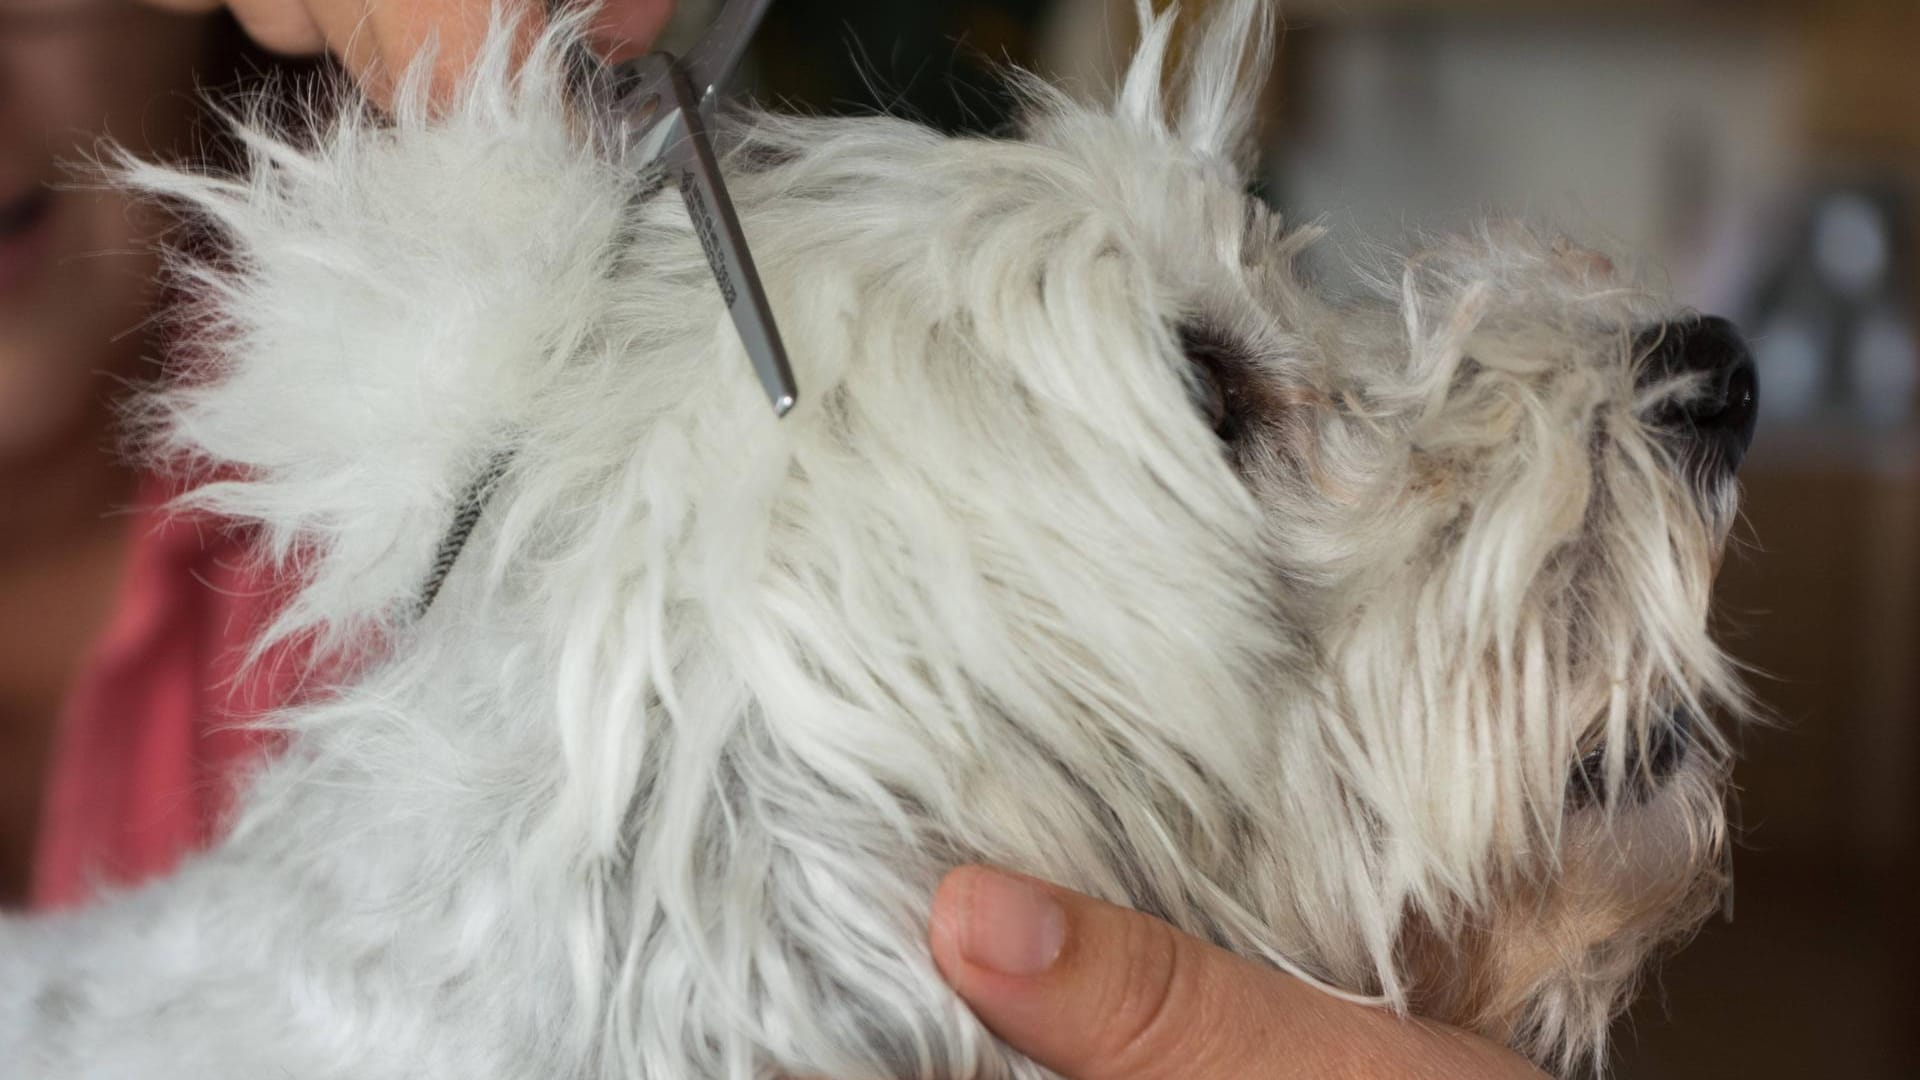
[1637,316,1759,472]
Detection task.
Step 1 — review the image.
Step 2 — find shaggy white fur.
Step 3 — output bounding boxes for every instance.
[1,2,1749,1077]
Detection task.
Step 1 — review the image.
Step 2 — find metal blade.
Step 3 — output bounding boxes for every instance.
[654,61,798,415]
[675,0,775,110]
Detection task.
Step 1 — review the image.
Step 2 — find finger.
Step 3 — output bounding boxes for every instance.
[583,0,675,63]
[929,867,1338,1079]
[362,0,544,107]
[929,867,1542,1080]
[299,0,383,96]
[223,0,329,56]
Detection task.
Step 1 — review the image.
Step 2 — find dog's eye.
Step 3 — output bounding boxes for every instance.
[1180,323,1248,440]
[1567,707,1695,809]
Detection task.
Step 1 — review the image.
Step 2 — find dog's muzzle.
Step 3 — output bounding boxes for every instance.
[1638,315,1760,475]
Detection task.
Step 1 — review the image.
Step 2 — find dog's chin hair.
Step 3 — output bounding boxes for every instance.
[0,1,1745,1077]
[1399,749,1731,1071]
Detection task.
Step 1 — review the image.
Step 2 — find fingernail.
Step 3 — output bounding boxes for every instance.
[959,870,1067,977]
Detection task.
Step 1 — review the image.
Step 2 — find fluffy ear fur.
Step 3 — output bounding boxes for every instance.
[1115,0,1273,168]
[121,9,630,657]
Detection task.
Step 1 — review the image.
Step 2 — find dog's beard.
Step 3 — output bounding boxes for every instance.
[1399,753,1729,1058]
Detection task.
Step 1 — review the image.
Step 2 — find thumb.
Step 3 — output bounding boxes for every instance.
[928,866,1541,1080]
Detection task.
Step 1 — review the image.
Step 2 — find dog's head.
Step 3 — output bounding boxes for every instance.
[719,3,1752,1060]
[139,1,1751,1071]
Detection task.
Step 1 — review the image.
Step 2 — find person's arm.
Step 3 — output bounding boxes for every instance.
[930,866,1549,1080]
[137,0,675,103]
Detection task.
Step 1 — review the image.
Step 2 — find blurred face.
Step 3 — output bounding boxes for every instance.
[0,2,216,462]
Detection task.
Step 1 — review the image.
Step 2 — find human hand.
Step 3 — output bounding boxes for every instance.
[929,866,1551,1079]
[137,0,675,104]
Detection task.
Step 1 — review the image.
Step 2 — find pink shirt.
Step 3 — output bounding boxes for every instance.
[30,478,291,910]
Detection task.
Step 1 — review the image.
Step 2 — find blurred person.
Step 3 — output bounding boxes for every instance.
[0,0,268,913]
[0,0,670,914]
[0,3,1545,1076]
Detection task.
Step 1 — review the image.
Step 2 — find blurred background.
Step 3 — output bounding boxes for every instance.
[720,0,1919,1075]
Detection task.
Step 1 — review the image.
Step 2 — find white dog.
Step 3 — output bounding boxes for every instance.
[1,2,1754,1076]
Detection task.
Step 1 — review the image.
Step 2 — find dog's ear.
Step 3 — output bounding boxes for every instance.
[1117,0,1274,171]
[122,10,624,658]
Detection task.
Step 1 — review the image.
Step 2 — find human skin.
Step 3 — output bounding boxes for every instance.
[0,5,213,466]
[138,0,676,102]
[930,866,1549,1080]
